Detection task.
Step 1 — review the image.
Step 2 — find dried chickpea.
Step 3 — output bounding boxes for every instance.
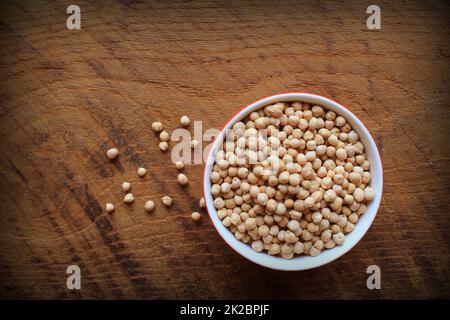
[137,167,147,177]
[191,211,201,221]
[105,203,115,213]
[123,193,134,204]
[145,200,155,212]
[178,173,188,186]
[180,116,190,127]
[122,181,131,192]
[106,148,119,160]
[199,197,206,208]
[159,141,169,151]
[175,161,185,170]
[151,122,164,132]
[162,196,173,207]
[159,130,170,142]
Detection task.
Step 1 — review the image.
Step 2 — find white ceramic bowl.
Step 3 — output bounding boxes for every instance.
[203,93,383,271]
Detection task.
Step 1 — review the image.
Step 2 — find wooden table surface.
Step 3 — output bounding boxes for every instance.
[0,0,449,299]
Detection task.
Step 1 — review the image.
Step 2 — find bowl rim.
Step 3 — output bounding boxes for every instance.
[203,92,383,271]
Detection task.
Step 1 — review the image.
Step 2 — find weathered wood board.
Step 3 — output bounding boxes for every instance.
[0,0,449,298]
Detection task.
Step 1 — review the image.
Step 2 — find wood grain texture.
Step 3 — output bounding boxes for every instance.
[0,0,449,299]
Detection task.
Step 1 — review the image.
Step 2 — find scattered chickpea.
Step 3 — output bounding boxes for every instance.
[159,141,169,151]
[210,100,375,258]
[106,148,119,160]
[199,197,206,208]
[180,116,191,127]
[161,196,173,207]
[177,173,188,186]
[122,182,131,192]
[159,130,170,142]
[151,122,164,132]
[175,161,185,170]
[123,193,134,204]
[144,200,155,212]
[191,211,201,221]
[105,203,115,213]
[137,167,147,177]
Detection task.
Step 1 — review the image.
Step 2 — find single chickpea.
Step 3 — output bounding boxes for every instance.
[281,243,294,256]
[175,161,185,170]
[336,148,347,161]
[258,225,270,237]
[245,217,257,230]
[337,215,348,228]
[162,196,173,207]
[287,220,300,232]
[268,243,281,255]
[324,189,337,202]
[211,184,221,196]
[251,240,264,252]
[159,130,170,142]
[284,230,299,244]
[344,194,354,205]
[364,187,375,201]
[362,171,371,184]
[321,177,333,190]
[217,210,227,220]
[312,211,323,224]
[122,182,131,192]
[105,203,115,213]
[321,229,332,242]
[349,172,362,185]
[199,197,206,208]
[222,216,232,227]
[123,193,134,204]
[191,211,201,221]
[178,173,188,186]
[106,148,119,160]
[302,230,313,241]
[137,167,147,177]
[275,203,287,215]
[180,115,190,127]
[324,240,336,249]
[328,134,339,146]
[347,130,359,143]
[304,196,315,208]
[348,213,359,224]
[305,151,316,162]
[256,192,268,206]
[293,242,304,254]
[266,199,277,212]
[288,173,301,186]
[151,122,164,132]
[269,225,279,236]
[145,200,155,212]
[332,232,345,245]
[353,188,365,202]
[335,116,346,127]
[309,247,321,257]
[159,141,169,151]
[344,222,355,233]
